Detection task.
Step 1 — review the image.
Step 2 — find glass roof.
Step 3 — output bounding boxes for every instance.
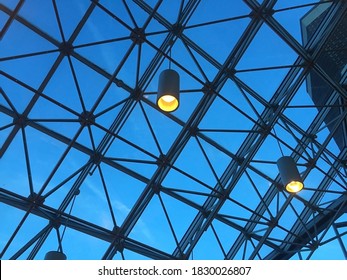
[0,0,346,260]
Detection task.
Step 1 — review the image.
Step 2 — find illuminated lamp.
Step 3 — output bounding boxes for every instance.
[277,156,303,193]
[157,69,180,112]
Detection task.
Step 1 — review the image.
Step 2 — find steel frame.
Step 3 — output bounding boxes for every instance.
[0,0,346,259]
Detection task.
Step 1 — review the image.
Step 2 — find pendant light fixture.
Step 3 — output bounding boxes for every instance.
[44,250,67,260]
[157,41,180,112]
[157,68,180,112]
[277,156,304,193]
[44,191,79,260]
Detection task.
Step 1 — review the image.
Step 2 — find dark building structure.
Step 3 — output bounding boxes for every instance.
[301,2,347,151]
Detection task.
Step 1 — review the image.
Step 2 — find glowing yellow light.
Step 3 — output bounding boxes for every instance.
[157,69,180,112]
[157,94,179,112]
[277,156,304,193]
[285,181,304,193]
[162,95,176,103]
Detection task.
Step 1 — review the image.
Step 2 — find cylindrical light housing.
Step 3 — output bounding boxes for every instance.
[44,250,67,260]
[277,156,303,193]
[157,69,180,112]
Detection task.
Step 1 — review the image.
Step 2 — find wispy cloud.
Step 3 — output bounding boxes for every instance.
[84,178,155,244]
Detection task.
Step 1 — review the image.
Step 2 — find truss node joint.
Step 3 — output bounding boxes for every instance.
[267,217,278,228]
[79,111,95,126]
[13,114,28,128]
[306,158,317,169]
[225,67,236,77]
[249,7,274,19]
[152,184,161,194]
[130,28,146,44]
[201,207,212,219]
[113,238,125,253]
[171,23,183,37]
[114,78,124,88]
[217,188,228,200]
[242,231,251,240]
[49,218,62,229]
[178,253,189,260]
[112,226,120,234]
[131,88,143,101]
[202,82,215,95]
[309,240,319,251]
[27,192,45,207]
[265,8,275,17]
[74,189,80,196]
[188,125,198,137]
[59,41,73,56]
[275,182,283,192]
[260,124,271,135]
[303,58,315,69]
[236,156,245,165]
[90,152,103,166]
[156,154,168,167]
[269,103,279,114]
